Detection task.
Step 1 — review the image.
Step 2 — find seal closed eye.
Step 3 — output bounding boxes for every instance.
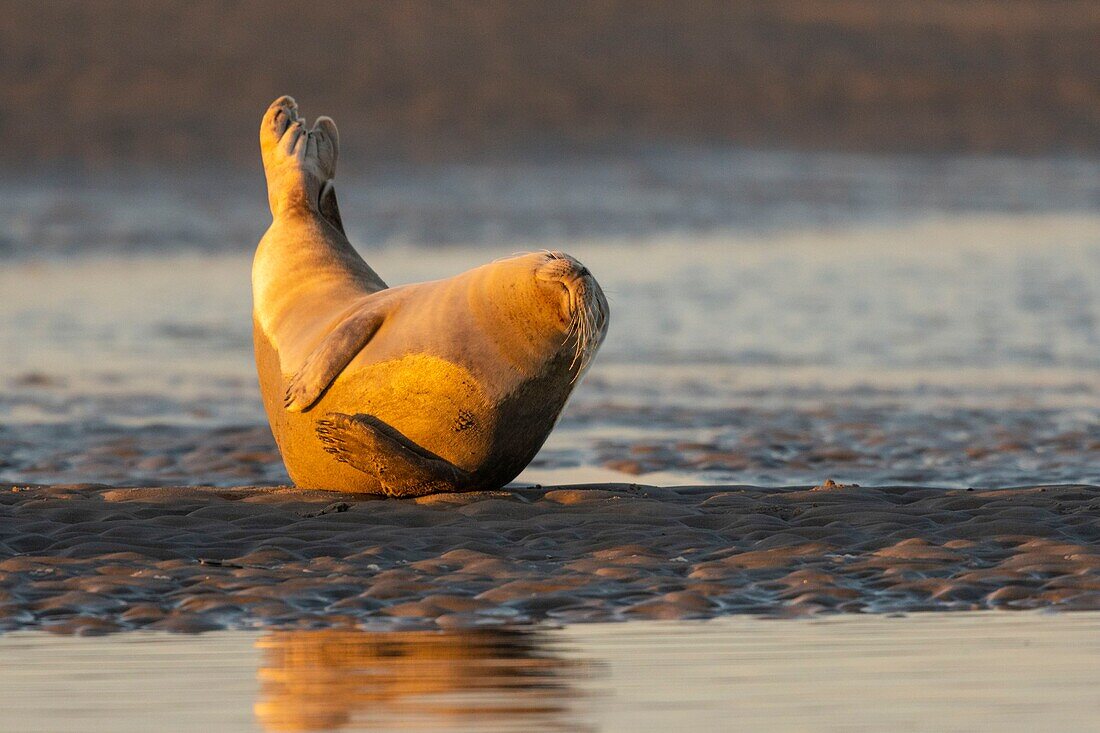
[252,96,609,496]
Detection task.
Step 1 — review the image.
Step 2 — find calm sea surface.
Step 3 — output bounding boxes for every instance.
[3,613,1100,732]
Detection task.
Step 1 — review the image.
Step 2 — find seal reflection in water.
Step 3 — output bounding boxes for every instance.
[253,628,590,732]
[253,96,609,495]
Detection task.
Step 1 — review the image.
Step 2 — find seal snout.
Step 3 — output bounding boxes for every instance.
[535,253,593,310]
[535,251,590,286]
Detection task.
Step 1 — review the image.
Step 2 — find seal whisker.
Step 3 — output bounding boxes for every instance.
[571,285,606,380]
[568,294,591,375]
[568,310,583,369]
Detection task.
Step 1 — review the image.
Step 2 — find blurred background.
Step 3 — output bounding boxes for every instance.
[3,0,1100,254]
[5,1,1100,166]
[1,1,1099,489]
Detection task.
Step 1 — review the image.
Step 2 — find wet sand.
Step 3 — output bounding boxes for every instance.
[3,481,1100,634]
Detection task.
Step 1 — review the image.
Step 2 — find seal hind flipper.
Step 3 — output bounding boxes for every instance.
[260,98,341,223]
[310,116,339,183]
[316,413,473,496]
[283,303,386,412]
[318,180,346,237]
[311,117,345,235]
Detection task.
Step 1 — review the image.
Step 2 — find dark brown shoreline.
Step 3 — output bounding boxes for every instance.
[4,0,1100,167]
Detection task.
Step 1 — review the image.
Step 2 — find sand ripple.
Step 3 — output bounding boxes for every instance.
[2,482,1100,634]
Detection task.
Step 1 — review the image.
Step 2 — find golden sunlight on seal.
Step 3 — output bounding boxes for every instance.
[253,96,609,496]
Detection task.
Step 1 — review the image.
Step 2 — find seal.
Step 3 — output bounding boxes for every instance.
[253,96,609,496]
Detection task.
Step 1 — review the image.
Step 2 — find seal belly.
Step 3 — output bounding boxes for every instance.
[318,353,495,474]
[255,318,496,492]
[254,318,381,492]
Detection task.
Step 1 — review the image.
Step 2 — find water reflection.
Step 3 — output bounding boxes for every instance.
[254,627,595,732]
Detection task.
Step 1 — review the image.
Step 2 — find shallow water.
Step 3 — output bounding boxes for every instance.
[2,207,1099,488]
[3,613,1100,732]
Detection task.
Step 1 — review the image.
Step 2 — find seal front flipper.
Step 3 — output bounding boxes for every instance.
[283,302,386,412]
[316,413,473,496]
